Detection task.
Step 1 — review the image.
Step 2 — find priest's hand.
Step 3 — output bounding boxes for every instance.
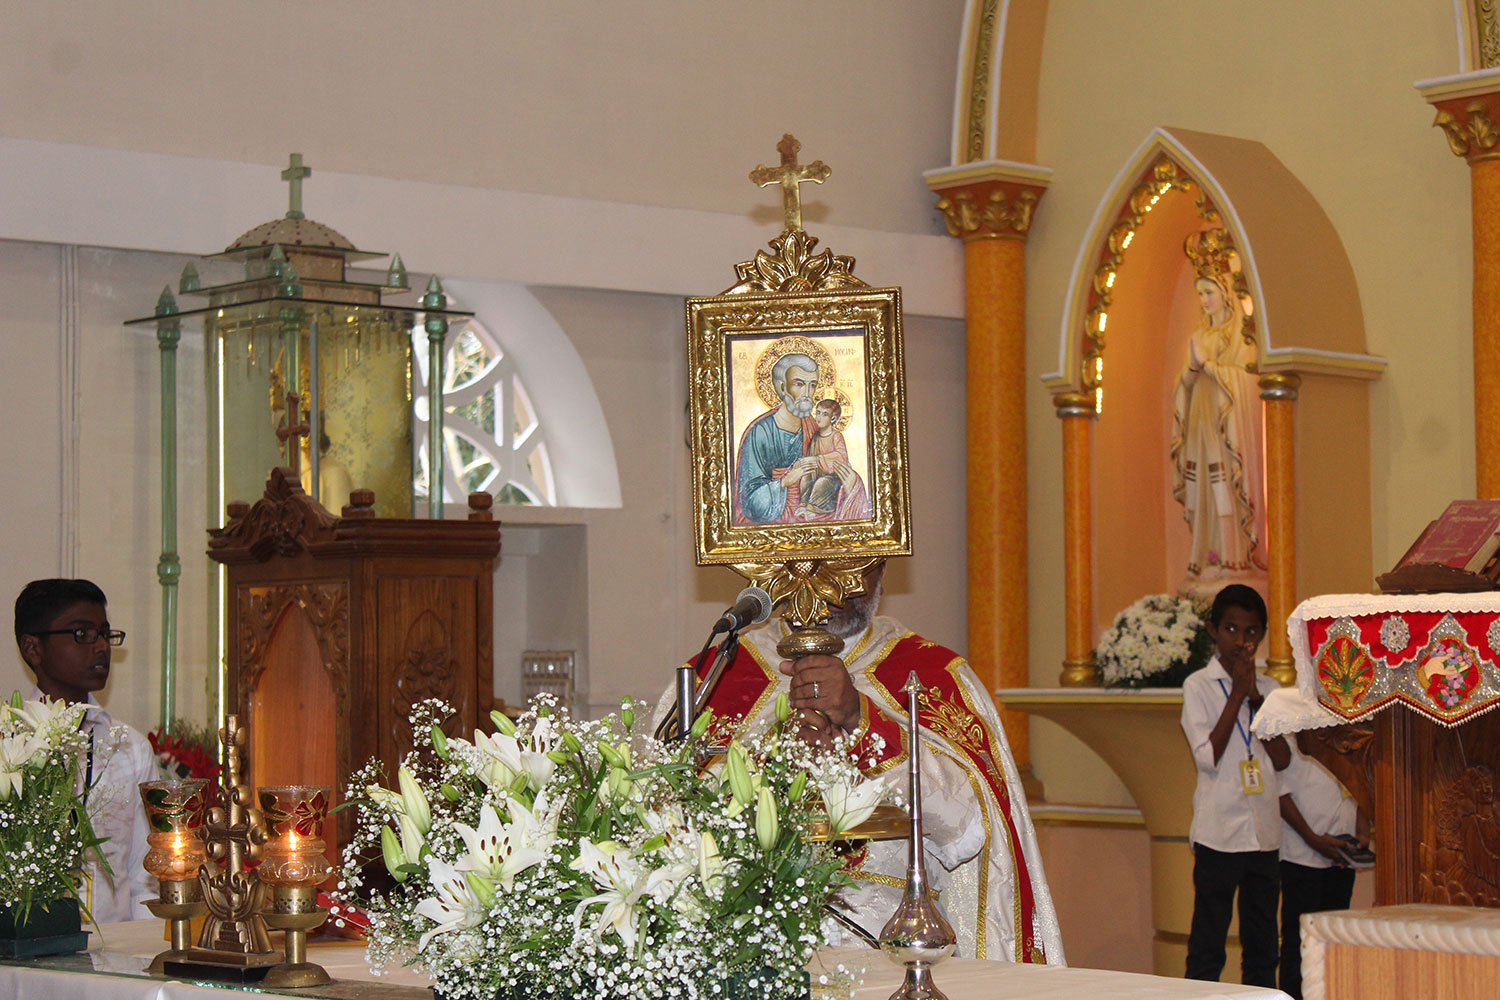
[780,654,861,735]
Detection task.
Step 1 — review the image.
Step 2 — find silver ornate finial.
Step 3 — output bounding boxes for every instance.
[878,671,956,999]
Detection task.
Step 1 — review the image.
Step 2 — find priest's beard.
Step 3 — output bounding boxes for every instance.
[826,579,882,639]
[781,392,815,418]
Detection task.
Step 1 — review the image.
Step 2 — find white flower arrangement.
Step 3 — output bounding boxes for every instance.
[1095,593,1213,688]
[0,692,112,920]
[336,695,891,1000]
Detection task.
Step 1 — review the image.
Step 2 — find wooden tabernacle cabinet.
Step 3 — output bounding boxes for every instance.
[207,468,501,856]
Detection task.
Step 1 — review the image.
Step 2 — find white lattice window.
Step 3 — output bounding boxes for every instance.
[412,319,556,506]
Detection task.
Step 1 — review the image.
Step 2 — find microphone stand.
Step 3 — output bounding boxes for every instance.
[664,626,743,743]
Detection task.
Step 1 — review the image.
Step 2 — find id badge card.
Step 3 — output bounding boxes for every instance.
[1240,758,1263,795]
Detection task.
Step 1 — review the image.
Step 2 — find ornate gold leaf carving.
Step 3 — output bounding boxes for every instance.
[731,556,881,630]
[1434,100,1500,159]
[964,0,1000,163]
[934,187,1038,240]
[1080,157,1256,391]
[724,230,868,295]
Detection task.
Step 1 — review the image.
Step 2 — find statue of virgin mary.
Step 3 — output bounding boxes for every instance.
[1169,264,1266,580]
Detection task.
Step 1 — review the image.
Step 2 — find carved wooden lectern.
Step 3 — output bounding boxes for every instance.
[207,469,501,854]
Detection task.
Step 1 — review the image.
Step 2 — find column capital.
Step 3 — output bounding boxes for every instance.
[1259,372,1302,400]
[1418,68,1500,163]
[1052,390,1095,418]
[924,160,1052,243]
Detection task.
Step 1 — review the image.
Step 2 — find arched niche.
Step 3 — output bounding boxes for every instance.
[1044,127,1386,681]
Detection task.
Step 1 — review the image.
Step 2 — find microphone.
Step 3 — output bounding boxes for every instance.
[712,586,773,634]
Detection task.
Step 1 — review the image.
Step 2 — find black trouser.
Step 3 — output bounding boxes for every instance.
[1185,844,1279,986]
[1278,860,1356,999]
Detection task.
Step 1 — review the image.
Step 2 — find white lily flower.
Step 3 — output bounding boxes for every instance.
[12,697,83,746]
[822,776,885,836]
[471,730,523,790]
[0,733,39,799]
[452,802,547,891]
[569,839,649,951]
[521,717,560,789]
[507,789,561,851]
[413,857,486,950]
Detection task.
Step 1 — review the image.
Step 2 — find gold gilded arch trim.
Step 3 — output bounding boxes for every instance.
[949,0,1047,165]
[1042,127,1385,399]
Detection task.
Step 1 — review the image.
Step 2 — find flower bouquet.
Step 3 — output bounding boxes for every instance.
[336,695,892,1000]
[147,720,223,781]
[0,692,111,948]
[1095,593,1213,688]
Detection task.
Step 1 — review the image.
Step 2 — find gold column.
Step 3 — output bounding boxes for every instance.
[1054,392,1098,686]
[926,163,1050,779]
[1424,75,1500,496]
[1259,373,1300,686]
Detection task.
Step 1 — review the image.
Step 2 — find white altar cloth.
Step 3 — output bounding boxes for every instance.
[0,920,1290,999]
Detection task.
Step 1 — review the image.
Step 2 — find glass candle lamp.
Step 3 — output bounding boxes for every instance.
[257,785,333,989]
[256,785,333,888]
[138,779,210,973]
[141,779,210,882]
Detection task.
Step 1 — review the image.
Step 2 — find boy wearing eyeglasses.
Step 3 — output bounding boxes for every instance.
[14,578,155,923]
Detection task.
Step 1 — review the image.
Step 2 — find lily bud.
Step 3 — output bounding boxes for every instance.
[439,782,460,802]
[396,766,431,833]
[689,708,713,740]
[563,730,583,754]
[698,831,723,890]
[726,744,754,806]
[489,710,517,736]
[380,825,407,881]
[465,871,496,909]
[396,813,425,866]
[775,692,790,723]
[596,741,627,769]
[756,786,780,852]
[621,700,635,730]
[430,725,449,759]
[788,771,807,801]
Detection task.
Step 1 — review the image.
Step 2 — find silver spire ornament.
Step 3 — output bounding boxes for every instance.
[877,672,957,1000]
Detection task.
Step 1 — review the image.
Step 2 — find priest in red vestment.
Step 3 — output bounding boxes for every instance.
[653,562,1065,964]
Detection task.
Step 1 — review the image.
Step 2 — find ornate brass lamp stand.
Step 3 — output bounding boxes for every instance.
[257,785,335,988]
[138,779,210,973]
[162,716,281,981]
[877,673,956,1000]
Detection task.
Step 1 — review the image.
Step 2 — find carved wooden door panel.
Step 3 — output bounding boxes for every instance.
[375,575,479,764]
[1377,709,1500,906]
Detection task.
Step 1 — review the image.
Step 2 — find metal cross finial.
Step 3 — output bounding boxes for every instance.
[281,153,311,220]
[750,133,831,233]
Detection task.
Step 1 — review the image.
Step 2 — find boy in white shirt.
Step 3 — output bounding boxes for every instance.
[1180,584,1291,986]
[14,579,156,922]
[1277,735,1365,999]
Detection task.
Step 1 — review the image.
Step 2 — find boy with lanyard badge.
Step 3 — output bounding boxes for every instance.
[14,579,155,922]
[1180,584,1291,986]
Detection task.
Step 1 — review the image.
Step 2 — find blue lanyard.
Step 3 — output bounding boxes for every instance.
[1215,678,1256,761]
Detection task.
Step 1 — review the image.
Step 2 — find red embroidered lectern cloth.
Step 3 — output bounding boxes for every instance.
[1289,593,1500,727]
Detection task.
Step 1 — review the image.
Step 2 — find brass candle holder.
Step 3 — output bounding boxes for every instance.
[138,778,209,973]
[257,784,334,989]
[877,673,956,1000]
[161,715,282,982]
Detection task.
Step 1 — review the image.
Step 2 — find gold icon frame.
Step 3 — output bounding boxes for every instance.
[686,286,912,566]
